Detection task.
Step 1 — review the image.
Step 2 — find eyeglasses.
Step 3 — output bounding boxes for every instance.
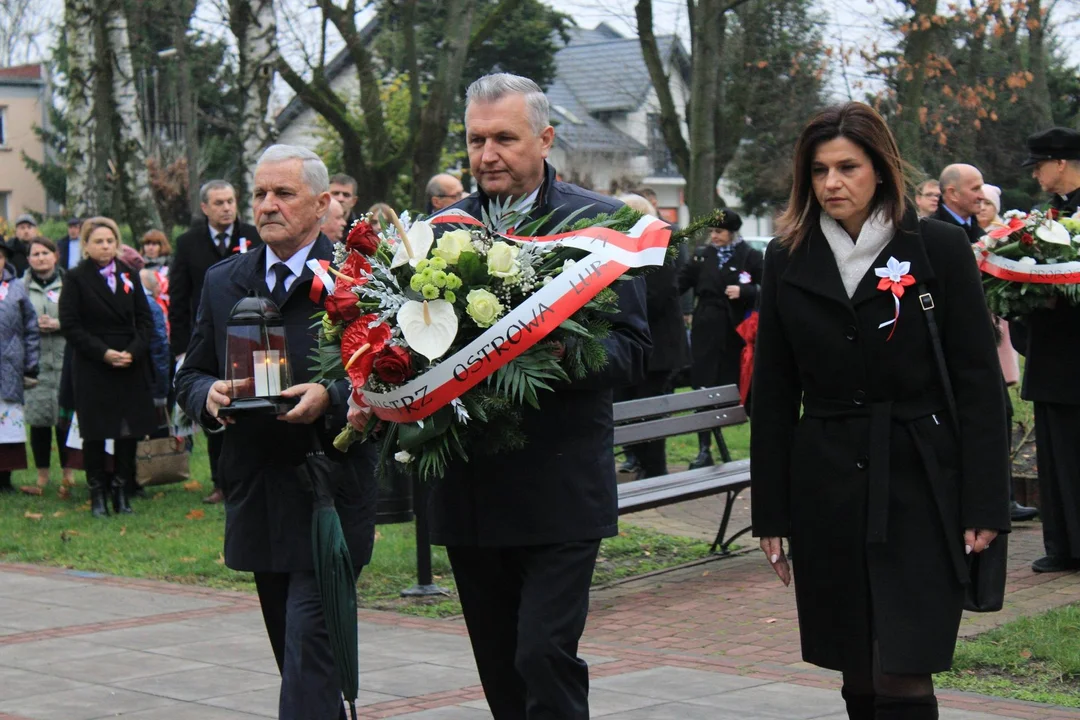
[918,192,941,199]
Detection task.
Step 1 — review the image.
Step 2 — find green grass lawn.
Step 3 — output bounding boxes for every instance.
[0,423,726,618]
[936,603,1080,707]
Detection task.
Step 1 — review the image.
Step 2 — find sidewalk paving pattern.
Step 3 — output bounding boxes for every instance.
[0,493,1077,719]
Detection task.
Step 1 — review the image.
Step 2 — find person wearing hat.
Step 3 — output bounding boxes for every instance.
[1025,127,1080,216]
[1013,126,1080,573]
[57,218,83,271]
[10,214,38,277]
[678,208,763,469]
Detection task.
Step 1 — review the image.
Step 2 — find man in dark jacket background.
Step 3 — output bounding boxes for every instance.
[933,163,986,243]
[429,73,651,720]
[169,180,261,504]
[175,145,377,718]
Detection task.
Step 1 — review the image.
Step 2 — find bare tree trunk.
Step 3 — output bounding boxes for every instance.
[174,11,200,218]
[1027,0,1054,129]
[104,0,162,236]
[232,0,278,217]
[635,0,690,179]
[894,0,938,169]
[64,0,99,217]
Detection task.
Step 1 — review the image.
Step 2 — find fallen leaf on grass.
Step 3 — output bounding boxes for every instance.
[1020,649,1032,659]
[24,511,43,520]
[216,553,225,565]
[182,480,202,492]
[119,526,126,536]
[52,511,66,518]
[78,502,91,512]
[702,571,710,577]
[764,618,777,624]
[185,509,205,520]
[374,531,382,541]
[179,556,196,563]
[153,492,165,500]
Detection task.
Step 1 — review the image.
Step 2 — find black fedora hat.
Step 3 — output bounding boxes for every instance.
[1022,127,1080,167]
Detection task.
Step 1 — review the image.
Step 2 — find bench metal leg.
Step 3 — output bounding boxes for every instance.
[712,427,732,463]
[710,487,751,555]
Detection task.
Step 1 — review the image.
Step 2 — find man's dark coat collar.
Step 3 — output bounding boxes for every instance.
[228,232,334,307]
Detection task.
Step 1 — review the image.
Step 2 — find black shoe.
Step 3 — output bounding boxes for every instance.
[1031,555,1080,573]
[618,459,642,474]
[1010,500,1038,522]
[111,478,134,515]
[688,448,713,470]
[89,478,109,518]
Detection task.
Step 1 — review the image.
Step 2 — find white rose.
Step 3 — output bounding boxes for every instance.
[431,229,474,264]
[560,258,577,274]
[486,241,521,278]
[1017,256,1037,265]
[394,450,414,464]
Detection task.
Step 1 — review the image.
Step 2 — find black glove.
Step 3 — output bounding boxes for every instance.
[24,366,39,379]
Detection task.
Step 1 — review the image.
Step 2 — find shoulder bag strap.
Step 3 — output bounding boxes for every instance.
[917,284,960,436]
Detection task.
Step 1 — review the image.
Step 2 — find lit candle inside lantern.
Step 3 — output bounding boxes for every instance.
[253,351,269,396]
[266,350,281,396]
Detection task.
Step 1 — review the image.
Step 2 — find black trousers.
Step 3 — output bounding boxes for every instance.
[621,370,676,477]
[254,571,349,720]
[207,430,224,489]
[83,438,137,483]
[1034,402,1080,559]
[447,540,601,720]
[29,425,69,470]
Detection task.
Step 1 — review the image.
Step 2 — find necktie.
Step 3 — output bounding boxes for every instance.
[270,263,292,308]
[216,232,229,254]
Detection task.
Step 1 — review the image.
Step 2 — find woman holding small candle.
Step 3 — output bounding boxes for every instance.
[59,217,157,517]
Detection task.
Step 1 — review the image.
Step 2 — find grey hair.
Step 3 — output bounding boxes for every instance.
[617,194,657,216]
[199,179,235,205]
[465,73,550,135]
[256,145,330,195]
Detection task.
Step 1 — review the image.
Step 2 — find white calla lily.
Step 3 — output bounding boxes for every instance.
[1017,256,1037,265]
[397,299,458,361]
[391,220,435,268]
[1035,219,1072,246]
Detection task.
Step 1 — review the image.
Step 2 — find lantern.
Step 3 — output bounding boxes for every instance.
[218,292,297,417]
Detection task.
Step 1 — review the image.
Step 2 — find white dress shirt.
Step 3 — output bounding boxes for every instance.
[265,241,316,294]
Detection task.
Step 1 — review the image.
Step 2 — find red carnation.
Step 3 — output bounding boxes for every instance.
[346,221,381,256]
[341,315,392,388]
[372,345,414,385]
[1021,233,1035,246]
[323,253,371,324]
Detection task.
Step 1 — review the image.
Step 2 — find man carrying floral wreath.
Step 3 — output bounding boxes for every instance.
[427,73,651,719]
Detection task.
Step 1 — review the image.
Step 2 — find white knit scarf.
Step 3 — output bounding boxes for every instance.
[819,209,895,299]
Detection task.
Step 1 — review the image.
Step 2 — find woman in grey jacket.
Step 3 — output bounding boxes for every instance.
[0,240,40,492]
[20,237,75,496]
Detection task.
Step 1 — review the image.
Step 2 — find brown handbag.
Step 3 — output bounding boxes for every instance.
[135,437,191,487]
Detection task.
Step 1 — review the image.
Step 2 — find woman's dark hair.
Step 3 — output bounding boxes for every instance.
[29,236,57,254]
[776,102,908,251]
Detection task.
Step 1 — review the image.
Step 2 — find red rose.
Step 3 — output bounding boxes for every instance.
[345,221,381,256]
[340,315,392,388]
[372,345,414,385]
[1049,208,1060,220]
[323,253,371,324]
[1021,233,1035,246]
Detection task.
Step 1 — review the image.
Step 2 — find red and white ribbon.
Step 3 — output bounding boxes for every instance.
[358,213,671,423]
[121,273,134,294]
[977,249,1080,284]
[307,259,335,303]
[874,257,915,342]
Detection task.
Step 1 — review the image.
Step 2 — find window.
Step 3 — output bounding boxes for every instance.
[647,113,679,177]
[0,193,9,223]
[0,107,7,146]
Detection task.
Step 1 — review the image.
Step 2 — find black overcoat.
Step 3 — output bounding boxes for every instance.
[931,205,983,244]
[169,220,262,356]
[428,162,652,547]
[58,258,157,441]
[678,241,763,388]
[643,258,689,373]
[750,212,1010,674]
[174,235,378,573]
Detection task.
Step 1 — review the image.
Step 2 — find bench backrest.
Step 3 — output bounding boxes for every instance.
[613,385,747,446]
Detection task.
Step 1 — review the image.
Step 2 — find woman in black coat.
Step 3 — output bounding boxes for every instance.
[58,217,157,517]
[678,210,762,468]
[750,103,1009,720]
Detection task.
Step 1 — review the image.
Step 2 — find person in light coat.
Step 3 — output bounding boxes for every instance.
[0,240,40,493]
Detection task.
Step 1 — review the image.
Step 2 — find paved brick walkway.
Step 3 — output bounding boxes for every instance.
[0,502,1077,720]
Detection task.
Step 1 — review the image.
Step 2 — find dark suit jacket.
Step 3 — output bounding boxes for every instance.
[931,205,983,244]
[58,259,157,440]
[428,162,652,547]
[174,234,377,572]
[169,220,261,356]
[56,236,82,272]
[644,257,689,372]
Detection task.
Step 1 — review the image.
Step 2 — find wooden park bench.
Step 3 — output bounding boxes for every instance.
[614,385,752,555]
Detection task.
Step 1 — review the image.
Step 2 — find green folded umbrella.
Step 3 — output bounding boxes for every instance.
[299,433,359,720]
